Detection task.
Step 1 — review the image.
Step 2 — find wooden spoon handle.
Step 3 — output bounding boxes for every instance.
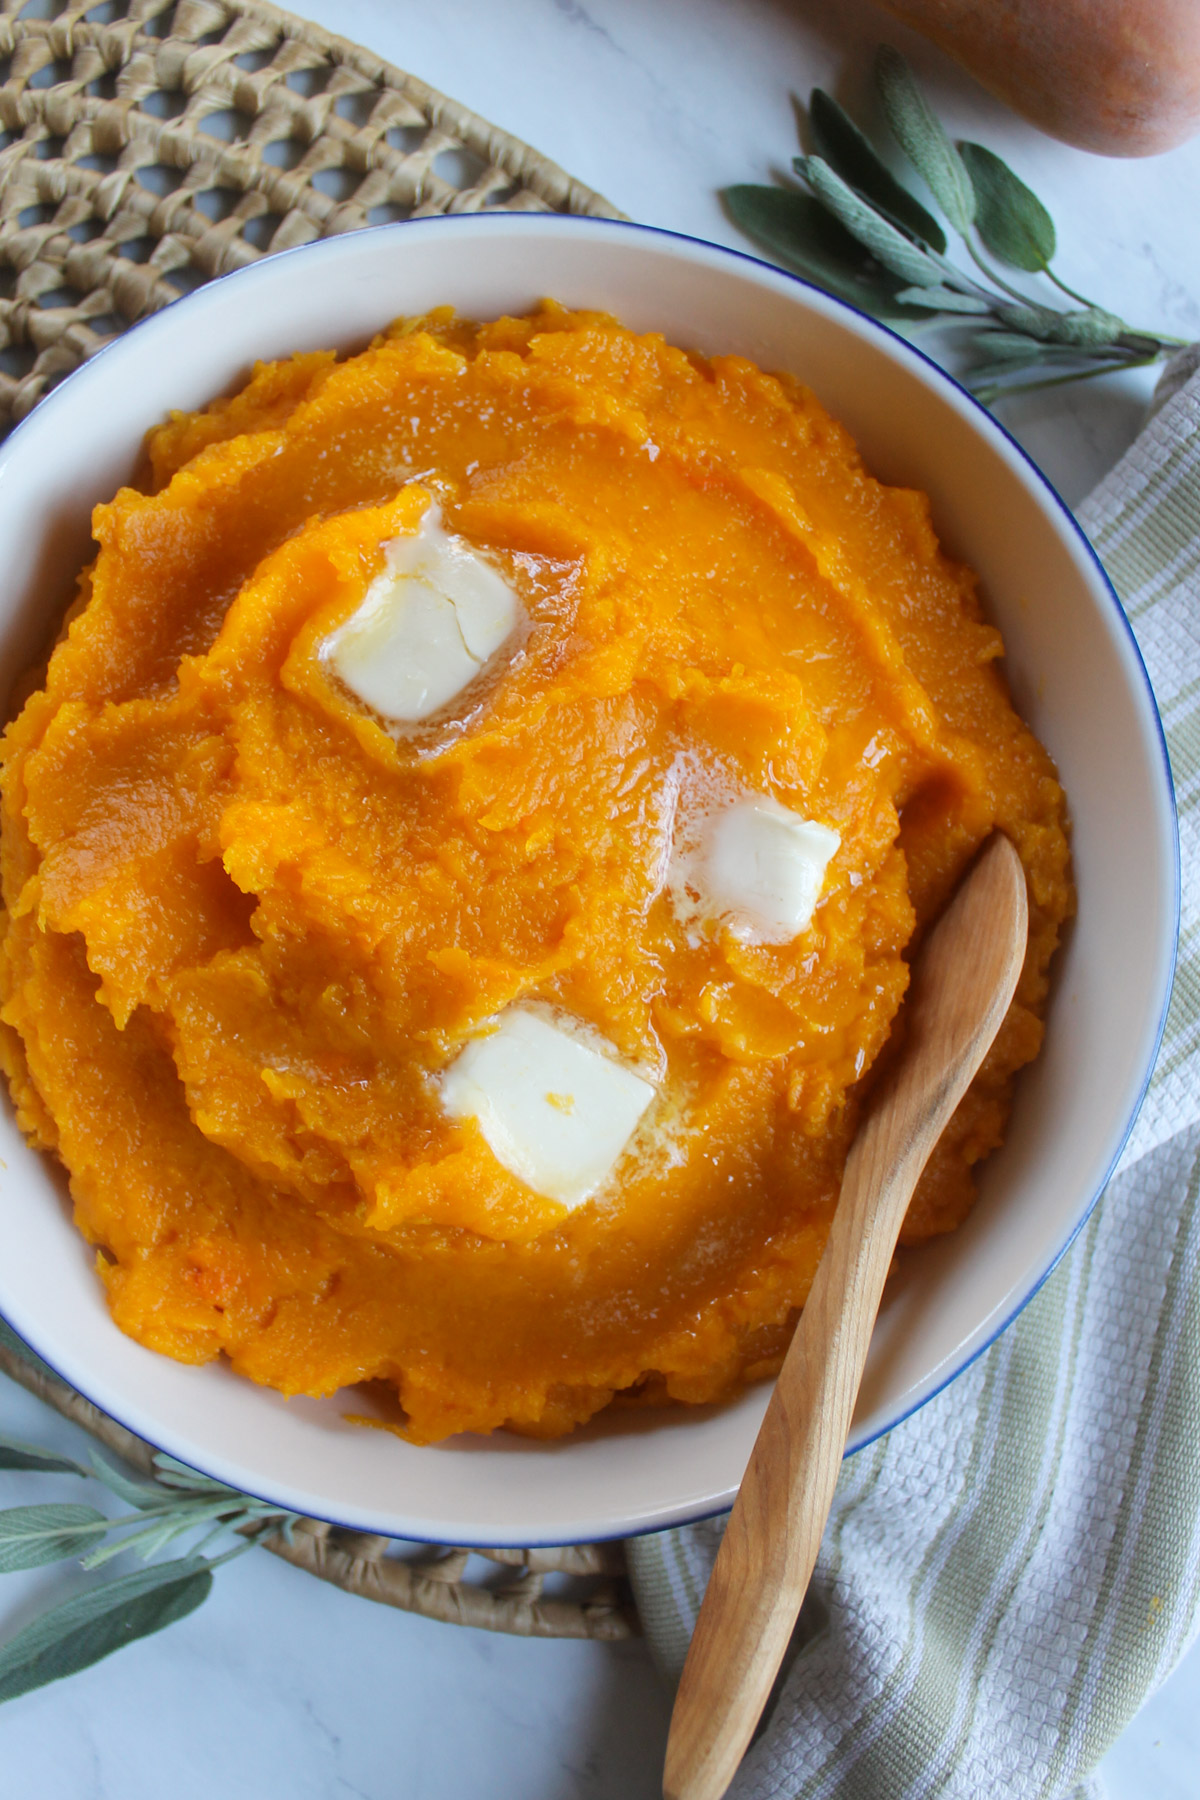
[663,834,1027,1800]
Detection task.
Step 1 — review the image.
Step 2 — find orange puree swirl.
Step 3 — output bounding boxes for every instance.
[0,305,1072,1442]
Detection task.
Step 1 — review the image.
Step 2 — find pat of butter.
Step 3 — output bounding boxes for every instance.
[675,796,840,944]
[326,505,519,722]
[441,1011,656,1209]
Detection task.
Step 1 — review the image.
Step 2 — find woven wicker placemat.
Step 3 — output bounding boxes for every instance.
[0,0,621,429]
[0,0,636,1640]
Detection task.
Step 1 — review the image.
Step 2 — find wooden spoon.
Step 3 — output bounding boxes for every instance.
[663,832,1028,1800]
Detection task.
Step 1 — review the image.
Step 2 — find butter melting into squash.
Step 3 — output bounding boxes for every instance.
[0,305,1073,1443]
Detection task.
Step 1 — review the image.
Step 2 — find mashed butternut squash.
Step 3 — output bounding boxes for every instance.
[0,305,1072,1442]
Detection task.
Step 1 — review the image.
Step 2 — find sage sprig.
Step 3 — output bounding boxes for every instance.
[725,46,1185,403]
[0,1426,298,1699]
[0,1559,214,1705]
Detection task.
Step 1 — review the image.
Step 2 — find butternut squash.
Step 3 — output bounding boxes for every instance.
[881,0,1200,155]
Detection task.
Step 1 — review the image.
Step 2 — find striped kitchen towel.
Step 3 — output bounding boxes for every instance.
[626,356,1200,1800]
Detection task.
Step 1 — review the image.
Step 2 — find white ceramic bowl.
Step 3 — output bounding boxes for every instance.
[0,217,1178,1546]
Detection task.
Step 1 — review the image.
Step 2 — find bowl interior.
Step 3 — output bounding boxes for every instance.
[0,218,1177,1543]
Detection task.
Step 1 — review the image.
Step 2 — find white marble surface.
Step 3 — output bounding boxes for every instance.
[3,0,1200,1794]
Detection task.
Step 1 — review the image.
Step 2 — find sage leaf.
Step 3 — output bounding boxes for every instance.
[0,1435,89,1478]
[0,1556,212,1702]
[994,302,1073,342]
[895,284,989,313]
[996,303,1123,347]
[0,1504,109,1573]
[0,1317,52,1374]
[972,330,1063,362]
[80,1496,251,1570]
[968,354,1072,385]
[87,1453,167,1511]
[959,142,1055,271]
[797,157,942,286]
[875,45,975,235]
[1118,330,1172,357]
[151,1453,239,1496]
[1046,308,1124,347]
[81,1510,219,1570]
[967,335,1112,381]
[723,185,934,318]
[808,88,946,252]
